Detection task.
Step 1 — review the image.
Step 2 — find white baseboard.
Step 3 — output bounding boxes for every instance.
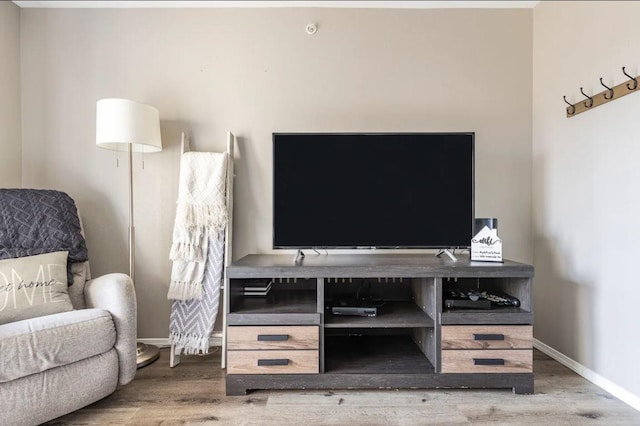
[533,338,640,412]
[138,333,223,349]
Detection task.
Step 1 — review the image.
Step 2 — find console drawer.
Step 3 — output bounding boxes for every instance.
[227,350,319,375]
[441,349,532,373]
[441,325,532,350]
[228,326,319,350]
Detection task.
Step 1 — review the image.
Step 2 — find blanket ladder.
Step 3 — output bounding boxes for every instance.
[170,131,235,369]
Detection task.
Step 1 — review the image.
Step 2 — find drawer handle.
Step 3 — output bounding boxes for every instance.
[473,334,505,341]
[473,358,505,366]
[257,358,289,366]
[257,334,289,342]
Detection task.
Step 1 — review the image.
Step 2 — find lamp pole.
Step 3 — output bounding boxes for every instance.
[127,144,159,368]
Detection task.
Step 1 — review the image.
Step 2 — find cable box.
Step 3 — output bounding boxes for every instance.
[331,306,378,317]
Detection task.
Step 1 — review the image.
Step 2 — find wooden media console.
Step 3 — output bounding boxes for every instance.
[224,254,534,396]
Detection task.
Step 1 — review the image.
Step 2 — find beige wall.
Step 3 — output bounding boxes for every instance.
[533,1,640,401]
[0,1,21,187]
[20,7,532,339]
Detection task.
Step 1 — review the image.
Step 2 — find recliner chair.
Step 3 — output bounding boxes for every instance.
[0,189,137,426]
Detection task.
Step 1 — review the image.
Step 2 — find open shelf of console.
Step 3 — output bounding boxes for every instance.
[440,276,533,325]
[324,334,435,374]
[225,254,534,396]
[227,278,319,325]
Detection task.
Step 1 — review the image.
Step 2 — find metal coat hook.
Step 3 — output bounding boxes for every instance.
[563,96,575,115]
[580,87,594,108]
[622,66,638,90]
[599,78,614,100]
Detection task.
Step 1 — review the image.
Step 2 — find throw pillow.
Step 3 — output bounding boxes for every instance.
[0,251,74,325]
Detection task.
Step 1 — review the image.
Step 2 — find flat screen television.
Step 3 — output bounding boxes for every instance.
[273,132,474,249]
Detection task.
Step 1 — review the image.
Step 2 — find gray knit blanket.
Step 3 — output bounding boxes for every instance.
[169,231,223,354]
[0,189,88,284]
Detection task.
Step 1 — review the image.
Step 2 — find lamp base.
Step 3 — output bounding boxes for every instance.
[136,342,160,369]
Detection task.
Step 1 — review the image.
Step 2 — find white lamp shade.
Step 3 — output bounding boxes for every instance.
[96,98,162,153]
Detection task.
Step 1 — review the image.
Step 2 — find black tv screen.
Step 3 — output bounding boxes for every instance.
[273,132,474,249]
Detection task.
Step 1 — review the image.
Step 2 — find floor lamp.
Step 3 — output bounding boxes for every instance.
[96,98,162,368]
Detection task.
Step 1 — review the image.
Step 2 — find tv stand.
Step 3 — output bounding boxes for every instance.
[293,250,305,265]
[225,253,534,396]
[436,248,458,262]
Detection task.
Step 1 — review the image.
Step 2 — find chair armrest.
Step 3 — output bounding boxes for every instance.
[84,273,137,385]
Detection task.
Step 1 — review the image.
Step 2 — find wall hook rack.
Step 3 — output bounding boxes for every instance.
[565,66,640,118]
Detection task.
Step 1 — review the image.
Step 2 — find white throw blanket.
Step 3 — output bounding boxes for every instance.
[168,151,228,300]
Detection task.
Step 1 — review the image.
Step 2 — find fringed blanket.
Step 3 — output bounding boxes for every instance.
[168,152,228,300]
[0,189,88,284]
[168,151,228,355]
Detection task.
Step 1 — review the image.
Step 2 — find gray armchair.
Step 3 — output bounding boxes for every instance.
[0,190,137,426]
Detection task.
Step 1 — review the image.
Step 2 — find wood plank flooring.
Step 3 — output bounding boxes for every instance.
[44,349,640,425]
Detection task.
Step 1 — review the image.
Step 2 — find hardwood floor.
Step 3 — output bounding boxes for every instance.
[45,349,640,425]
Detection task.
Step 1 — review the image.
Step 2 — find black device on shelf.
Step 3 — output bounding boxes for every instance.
[331,306,378,317]
[273,132,474,249]
[327,297,383,317]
